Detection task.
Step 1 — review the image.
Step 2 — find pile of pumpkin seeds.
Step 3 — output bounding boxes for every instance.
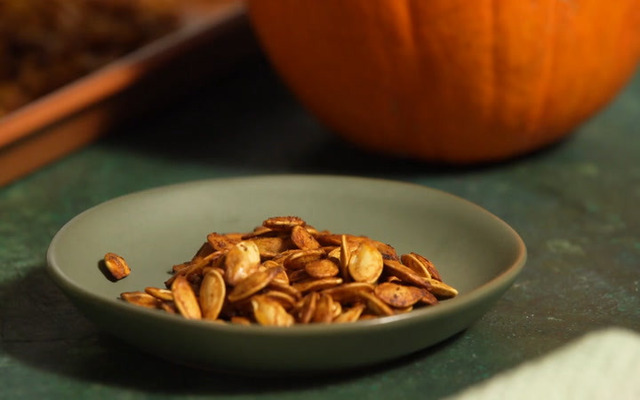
[106,216,458,326]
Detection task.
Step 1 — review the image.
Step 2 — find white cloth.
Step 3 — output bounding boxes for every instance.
[448,328,640,400]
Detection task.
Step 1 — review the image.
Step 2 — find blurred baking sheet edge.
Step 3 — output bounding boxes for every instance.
[0,0,254,187]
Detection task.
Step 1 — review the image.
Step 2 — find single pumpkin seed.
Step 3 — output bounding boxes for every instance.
[199,269,226,320]
[120,291,159,308]
[297,291,319,324]
[104,252,131,280]
[374,282,427,308]
[291,225,321,250]
[348,241,383,283]
[262,216,306,231]
[428,279,459,298]
[304,258,340,278]
[252,295,294,326]
[225,240,261,286]
[144,287,173,301]
[383,259,432,290]
[171,275,202,319]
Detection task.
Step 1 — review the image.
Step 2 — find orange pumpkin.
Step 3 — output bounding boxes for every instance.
[247,0,640,163]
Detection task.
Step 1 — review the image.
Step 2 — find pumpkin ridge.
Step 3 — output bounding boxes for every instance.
[248,0,640,163]
[528,0,558,148]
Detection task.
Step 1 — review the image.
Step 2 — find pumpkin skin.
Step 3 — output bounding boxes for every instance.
[247,0,640,163]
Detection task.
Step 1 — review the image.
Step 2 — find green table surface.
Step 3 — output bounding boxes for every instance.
[1,36,639,399]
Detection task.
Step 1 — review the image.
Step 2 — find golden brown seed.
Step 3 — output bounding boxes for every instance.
[262,216,306,231]
[358,291,395,316]
[120,291,159,308]
[144,287,173,301]
[339,234,351,280]
[400,253,432,278]
[331,299,343,319]
[199,269,226,320]
[420,290,439,305]
[207,232,238,251]
[348,241,383,283]
[410,252,443,281]
[372,240,400,261]
[225,241,261,286]
[170,275,202,319]
[374,282,427,308]
[227,266,283,303]
[297,292,318,324]
[251,295,295,326]
[312,293,334,323]
[251,236,292,258]
[304,258,340,279]
[291,225,321,250]
[334,303,366,323]
[104,252,131,280]
[428,279,459,298]
[283,249,325,270]
[383,259,432,290]
[321,282,375,303]
[292,277,343,294]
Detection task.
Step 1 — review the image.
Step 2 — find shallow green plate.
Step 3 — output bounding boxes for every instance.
[47,175,526,373]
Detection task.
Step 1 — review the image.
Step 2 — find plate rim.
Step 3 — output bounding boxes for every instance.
[46,174,527,337]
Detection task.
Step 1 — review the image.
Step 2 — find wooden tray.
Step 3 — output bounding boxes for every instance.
[0,0,253,187]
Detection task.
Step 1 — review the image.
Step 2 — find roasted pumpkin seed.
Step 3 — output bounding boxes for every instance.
[171,275,202,320]
[228,266,283,303]
[225,240,261,286]
[252,295,294,326]
[144,287,173,301]
[199,269,226,320]
[374,282,426,308]
[348,241,383,283]
[262,216,306,231]
[120,291,159,308]
[304,258,340,278]
[291,225,321,250]
[104,252,131,280]
[111,216,458,326]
